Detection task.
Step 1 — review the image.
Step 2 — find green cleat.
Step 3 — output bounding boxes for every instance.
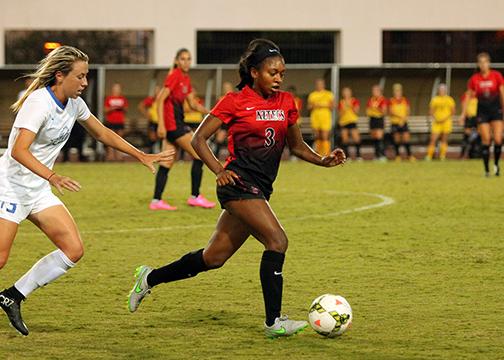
[264,315,308,339]
[127,265,152,313]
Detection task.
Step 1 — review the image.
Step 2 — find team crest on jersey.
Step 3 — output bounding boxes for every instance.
[256,110,285,121]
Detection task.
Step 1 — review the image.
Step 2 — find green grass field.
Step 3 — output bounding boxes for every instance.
[0,159,502,359]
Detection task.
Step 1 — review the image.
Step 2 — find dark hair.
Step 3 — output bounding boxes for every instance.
[173,48,190,69]
[237,39,283,90]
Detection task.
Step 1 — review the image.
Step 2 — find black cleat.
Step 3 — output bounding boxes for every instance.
[0,290,29,336]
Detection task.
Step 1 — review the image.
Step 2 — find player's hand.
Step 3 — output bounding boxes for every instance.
[216,169,240,186]
[321,148,346,167]
[458,115,465,126]
[141,149,176,173]
[48,174,81,195]
[157,127,166,139]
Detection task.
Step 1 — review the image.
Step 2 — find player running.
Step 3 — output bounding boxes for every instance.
[0,46,173,336]
[460,52,504,176]
[426,84,455,160]
[128,39,346,338]
[150,48,215,211]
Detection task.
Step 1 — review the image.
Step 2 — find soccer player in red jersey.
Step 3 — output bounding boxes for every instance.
[460,52,504,176]
[128,39,346,338]
[104,83,128,161]
[150,49,215,210]
[366,85,388,160]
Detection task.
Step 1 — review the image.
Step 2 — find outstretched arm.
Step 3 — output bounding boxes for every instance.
[80,114,174,173]
[192,114,240,186]
[287,124,345,167]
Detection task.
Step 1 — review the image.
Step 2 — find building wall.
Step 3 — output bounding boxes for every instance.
[1,0,504,66]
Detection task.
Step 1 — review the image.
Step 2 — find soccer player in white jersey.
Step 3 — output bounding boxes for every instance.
[0,46,174,336]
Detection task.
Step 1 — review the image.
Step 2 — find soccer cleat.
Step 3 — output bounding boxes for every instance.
[409,155,417,162]
[495,165,500,177]
[0,290,29,336]
[394,156,402,162]
[187,195,216,209]
[485,171,490,178]
[149,200,177,211]
[264,315,308,339]
[127,265,153,313]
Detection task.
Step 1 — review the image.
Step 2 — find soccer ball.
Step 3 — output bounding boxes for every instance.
[308,294,352,337]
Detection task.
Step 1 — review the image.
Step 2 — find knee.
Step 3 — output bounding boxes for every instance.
[202,251,227,270]
[64,241,84,263]
[264,229,288,254]
[0,254,8,270]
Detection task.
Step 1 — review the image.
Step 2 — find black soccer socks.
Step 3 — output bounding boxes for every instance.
[147,249,209,287]
[494,143,502,166]
[191,160,204,197]
[153,166,170,200]
[482,145,490,173]
[260,250,285,327]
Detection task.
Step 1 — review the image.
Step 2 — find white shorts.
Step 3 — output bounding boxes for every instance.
[0,192,63,224]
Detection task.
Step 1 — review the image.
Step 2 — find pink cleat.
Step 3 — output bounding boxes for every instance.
[149,200,177,211]
[187,195,216,209]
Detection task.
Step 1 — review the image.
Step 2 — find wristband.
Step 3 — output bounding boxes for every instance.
[47,172,56,181]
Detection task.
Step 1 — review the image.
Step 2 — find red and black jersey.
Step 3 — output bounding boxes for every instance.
[210,86,299,195]
[163,67,192,131]
[468,70,504,102]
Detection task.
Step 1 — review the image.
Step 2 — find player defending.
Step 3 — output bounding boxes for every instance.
[0,46,173,336]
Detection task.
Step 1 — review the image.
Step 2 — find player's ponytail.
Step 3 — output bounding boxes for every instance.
[237,39,283,90]
[11,45,88,113]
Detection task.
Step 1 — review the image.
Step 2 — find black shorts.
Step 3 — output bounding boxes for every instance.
[216,168,269,209]
[464,117,477,129]
[391,124,409,133]
[148,121,158,133]
[341,122,357,130]
[185,122,200,131]
[477,100,503,124]
[369,117,385,130]
[105,123,125,131]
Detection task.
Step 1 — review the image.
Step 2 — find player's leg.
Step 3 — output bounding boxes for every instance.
[150,139,177,210]
[426,131,438,160]
[491,120,503,175]
[340,128,349,157]
[403,130,413,160]
[479,122,491,176]
[393,129,401,159]
[461,125,471,158]
[224,199,307,336]
[174,132,215,208]
[376,127,385,159]
[439,132,449,160]
[0,219,17,270]
[128,209,250,312]
[351,127,361,159]
[320,117,332,156]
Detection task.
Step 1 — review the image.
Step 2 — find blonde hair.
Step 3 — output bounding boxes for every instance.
[11,45,89,113]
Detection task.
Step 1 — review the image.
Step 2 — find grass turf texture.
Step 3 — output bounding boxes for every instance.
[0,160,502,359]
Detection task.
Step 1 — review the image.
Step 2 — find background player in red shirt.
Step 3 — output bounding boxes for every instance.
[460,52,504,176]
[128,39,346,338]
[366,85,388,160]
[104,83,128,161]
[150,49,215,210]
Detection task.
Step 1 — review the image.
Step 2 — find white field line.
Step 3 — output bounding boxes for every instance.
[23,191,395,236]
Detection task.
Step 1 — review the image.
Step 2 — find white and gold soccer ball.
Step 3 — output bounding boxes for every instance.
[308,294,352,337]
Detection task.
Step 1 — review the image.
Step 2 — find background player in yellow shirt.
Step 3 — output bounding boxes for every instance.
[338,87,361,159]
[389,83,414,161]
[459,92,478,158]
[308,79,334,156]
[426,84,455,160]
[366,85,388,160]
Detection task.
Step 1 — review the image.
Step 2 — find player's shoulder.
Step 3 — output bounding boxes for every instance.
[24,88,52,109]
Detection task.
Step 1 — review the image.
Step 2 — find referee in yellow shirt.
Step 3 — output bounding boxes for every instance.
[426,84,455,160]
[308,79,335,156]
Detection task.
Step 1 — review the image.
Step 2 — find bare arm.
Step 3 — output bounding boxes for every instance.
[187,92,209,114]
[459,90,475,124]
[137,100,149,119]
[287,124,345,167]
[11,129,81,194]
[191,114,239,186]
[80,115,174,172]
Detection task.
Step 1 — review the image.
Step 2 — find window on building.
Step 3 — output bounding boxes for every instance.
[5,30,154,64]
[383,31,504,63]
[197,31,337,64]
